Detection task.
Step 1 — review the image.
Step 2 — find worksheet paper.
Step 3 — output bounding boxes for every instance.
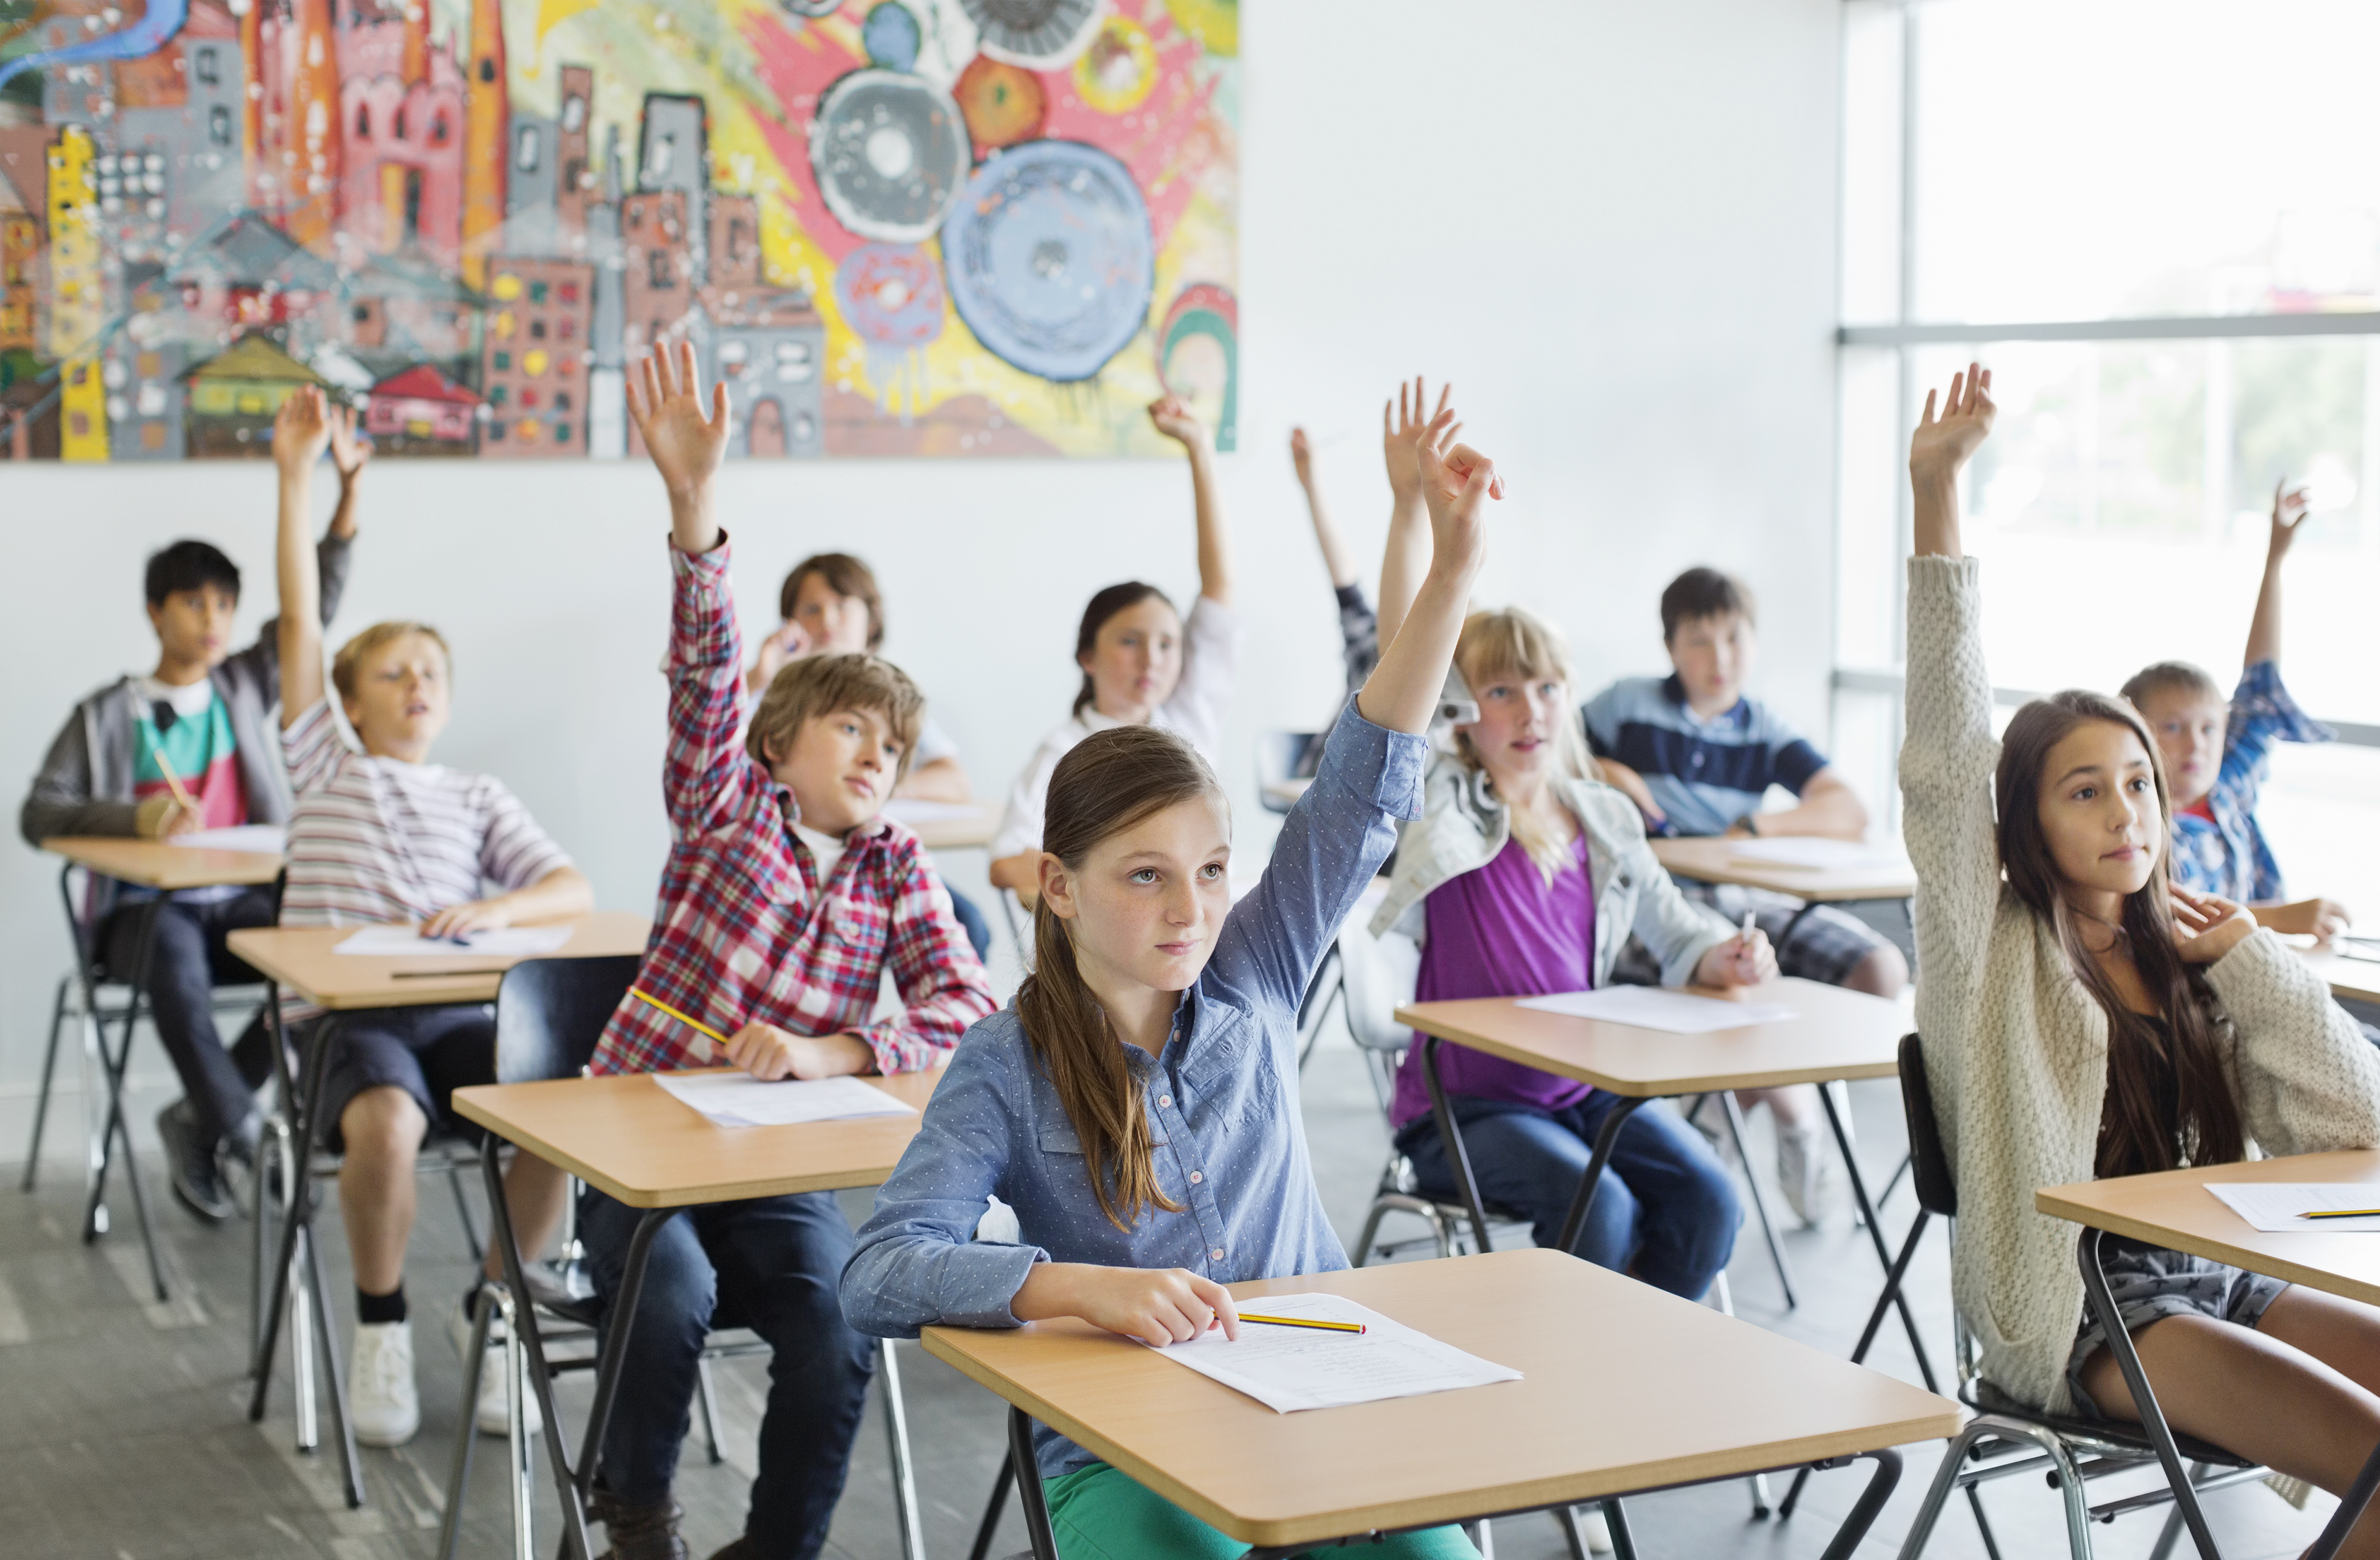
[168,824,287,855]
[2207,1183,2380,1233]
[1149,1291,1522,1414]
[881,799,982,823]
[333,925,576,957]
[652,1072,917,1130]
[1726,837,1908,872]
[1516,986,1797,1033]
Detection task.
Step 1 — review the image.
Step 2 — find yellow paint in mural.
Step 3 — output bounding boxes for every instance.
[46,128,107,461]
[1075,16,1158,114]
[1163,0,1236,56]
[532,0,601,53]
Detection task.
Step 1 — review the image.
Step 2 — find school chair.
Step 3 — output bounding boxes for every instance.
[435,954,929,1560]
[26,861,274,1301]
[1869,1034,2262,1560]
[1254,729,1321,815]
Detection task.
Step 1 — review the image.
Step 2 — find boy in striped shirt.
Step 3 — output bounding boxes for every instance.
[271,390,594,1449]
[578,345,995,1560]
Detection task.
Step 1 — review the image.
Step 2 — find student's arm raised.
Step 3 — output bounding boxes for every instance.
[1149,394,1233,608]
[2244,478,2308,671]
[629,341,732,557]
[1358,411,1494,736]
[1291,426,1359,589]
[273,388,336,728]
[1374,376,1450,655]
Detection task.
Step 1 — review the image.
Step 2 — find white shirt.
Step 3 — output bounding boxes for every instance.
[990,596,1242,859]
[135,675,218,721]
[792,821,846,903]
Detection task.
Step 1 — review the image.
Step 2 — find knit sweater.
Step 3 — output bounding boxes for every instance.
[1901,554,2380,1413]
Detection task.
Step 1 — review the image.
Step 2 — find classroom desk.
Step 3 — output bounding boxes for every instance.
[882,799,1001,851]
[449,1065,946,1560]
[2305,944,2380,1007]
[923,1245,1961,1560]
[1648,838,1918,905]
[38,836,287,1299]
[2037,1151,2380,1559]
[233,912,651,1509]
[1397,980,1930,1374]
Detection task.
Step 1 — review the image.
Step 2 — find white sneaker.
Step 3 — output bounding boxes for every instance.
[1776,1125,1831,1228]
[348,1320,420,1447]
[1579,1504,1615,1554]
[448,1291,544,1438]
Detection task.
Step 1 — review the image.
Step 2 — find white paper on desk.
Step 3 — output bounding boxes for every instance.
[1149,1292,1521,1415]
[333,925,576,957]
[881,799,982,823]
[652,1071,917,1129]
[1515,986,1797,1033]
[1725,837,1907,871]
[168,824,287,855]
[2207,1183,2380,1233]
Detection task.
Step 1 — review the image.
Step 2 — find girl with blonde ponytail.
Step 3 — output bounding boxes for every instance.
[845,406,1503,1560]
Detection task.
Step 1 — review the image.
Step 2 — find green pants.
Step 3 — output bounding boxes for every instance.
[1042,1462,1481,1560]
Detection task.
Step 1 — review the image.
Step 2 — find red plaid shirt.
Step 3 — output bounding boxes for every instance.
[589,538,996,1078]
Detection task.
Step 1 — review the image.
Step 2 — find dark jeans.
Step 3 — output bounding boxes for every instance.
[99,886,279,1145]
[579,1188,877,1560]
[1400,1092,1741,1299]
[949,886,992,962]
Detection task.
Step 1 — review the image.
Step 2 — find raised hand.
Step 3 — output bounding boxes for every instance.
[1382,375,1452,507]
[1909,363,1995,487]
[2269,478,2311,562]
[1289,426,1316,490]
[271,385,333,473]
[327,401,372,481]
[1147,393,1210,453]
[2169,886,2257,965]
[627,340,731,551]
[1414,406,1502,580]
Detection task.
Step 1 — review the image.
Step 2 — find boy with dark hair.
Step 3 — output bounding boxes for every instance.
[584,344,996,1560]
[20,424,367,1223]
[1582,565,1909,1225]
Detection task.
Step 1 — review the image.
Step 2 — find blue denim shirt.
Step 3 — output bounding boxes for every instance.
[841,702,1426,1480]
[2169,659,2332,903]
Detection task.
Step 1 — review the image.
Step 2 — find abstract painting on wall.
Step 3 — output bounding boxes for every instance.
[0,0,1239,461]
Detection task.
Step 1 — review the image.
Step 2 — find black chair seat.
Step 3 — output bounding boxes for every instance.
[1963,1378,2254,1468]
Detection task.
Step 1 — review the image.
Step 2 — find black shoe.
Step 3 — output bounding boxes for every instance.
[589,1487,688,1560]
[156,1102,236,1224]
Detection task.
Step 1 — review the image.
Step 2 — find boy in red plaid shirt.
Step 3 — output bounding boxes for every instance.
[581,343,996,1560]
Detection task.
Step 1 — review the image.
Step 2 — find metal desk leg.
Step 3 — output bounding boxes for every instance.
[1815,1449,1903,1560]
[1717,1090,1798,1309]
[1819,1085,1935,1392]
[1555,1095,1650,1259]
[880,1339,926,1560]
[436,1283,498,1560]
[1779,1205,1934,1519]
[966,1451,1016,1560]
[1008,1407,1062,1560]
[83,895,168,1301]
[1421,1036,1495,1255]
[2077,1226,2221,1560]
[2306,1437,2380,1560]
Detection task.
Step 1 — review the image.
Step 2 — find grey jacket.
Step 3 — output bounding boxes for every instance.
[21,534,353,877]
[1371,749,1735,988]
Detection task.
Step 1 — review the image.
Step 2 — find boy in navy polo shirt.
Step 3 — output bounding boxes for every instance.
[1583,567,1907,1224]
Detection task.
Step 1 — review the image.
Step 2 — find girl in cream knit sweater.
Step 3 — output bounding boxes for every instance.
[1905,364,2380,1545]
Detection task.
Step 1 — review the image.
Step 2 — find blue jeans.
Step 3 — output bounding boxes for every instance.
[579,1188,877,1560]
[1399,1093,1740,1298]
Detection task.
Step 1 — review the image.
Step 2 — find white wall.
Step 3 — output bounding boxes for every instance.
[0,0,1845,1144]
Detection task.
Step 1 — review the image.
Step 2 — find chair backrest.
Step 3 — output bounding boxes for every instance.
[494,955,643,1084]
[1337,915,1421,1055]
[1899,1032,1958,1219]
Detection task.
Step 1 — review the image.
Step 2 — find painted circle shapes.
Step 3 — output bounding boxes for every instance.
[1073,14,1156,114]
[836,242,946,348]
[810,68,971,244]
[861,2,924,72]
[940,139,1152,382]
[957,0,1102,68]
[953,55,1046,148]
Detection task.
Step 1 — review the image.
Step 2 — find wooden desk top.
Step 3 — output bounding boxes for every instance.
[2038,1151,2380,1308]
[884,801,1000,851]
[42,835,283,891]
[1650,837,1916,903]
[923,1247,1959,1547]
[2304,945,2380,1007]
[226,912,652,1010]
[1398,978,1906,1096]
[453,1067,943,1207]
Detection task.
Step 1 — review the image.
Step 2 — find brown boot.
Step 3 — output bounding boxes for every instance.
[703,1540,755,1560]
[588,1487,688,1560]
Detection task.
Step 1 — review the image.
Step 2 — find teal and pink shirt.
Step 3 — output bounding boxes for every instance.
[131,678,247,830]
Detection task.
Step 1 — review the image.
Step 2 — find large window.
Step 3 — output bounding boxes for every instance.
[1835,0,2380,914]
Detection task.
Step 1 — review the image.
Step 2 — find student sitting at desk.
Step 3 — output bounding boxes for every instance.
[743,550,991,958]
[843,416,1504,1560]
[987,395,1240,899]
[1583,567,1909,1225]
[1372,599,1768,1301]
[2122,477,2351,943]
[20,421,363,1225]
[270,389,594,1449]
[581,345,996,1560]
[1904,364,2380,1524]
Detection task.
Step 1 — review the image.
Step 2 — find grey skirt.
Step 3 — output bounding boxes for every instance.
[2066,1240,2288,1419]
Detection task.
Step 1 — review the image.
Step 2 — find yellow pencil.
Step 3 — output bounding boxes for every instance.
[630,988,731,1053]
[2300,1208,2380,1220]
[141,728,198,813]
[1237,1313,1365,1334]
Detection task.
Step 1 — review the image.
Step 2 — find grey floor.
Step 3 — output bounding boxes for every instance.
[0,1030,2345,1559]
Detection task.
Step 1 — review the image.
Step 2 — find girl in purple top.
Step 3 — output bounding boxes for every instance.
[1370,607,1775,1298]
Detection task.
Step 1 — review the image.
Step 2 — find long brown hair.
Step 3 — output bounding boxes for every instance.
[1070,582,1175,718]
[1452,607,1603,881]
[1994,691,2243,1176]
[1020,724,1219,1228]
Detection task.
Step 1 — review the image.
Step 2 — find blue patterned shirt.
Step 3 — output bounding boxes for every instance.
[2168,659,2331,903]
[840,701,1426,1481]
[1581,675,1828,837]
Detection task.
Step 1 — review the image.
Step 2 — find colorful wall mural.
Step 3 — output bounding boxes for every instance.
[0,0,1239,460]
